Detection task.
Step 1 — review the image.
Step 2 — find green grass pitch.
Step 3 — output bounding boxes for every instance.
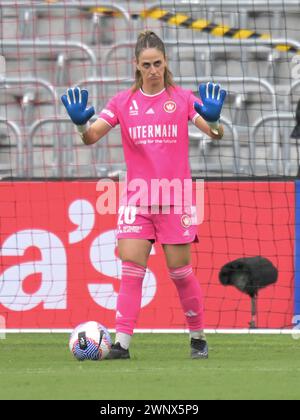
[0,333,299,400]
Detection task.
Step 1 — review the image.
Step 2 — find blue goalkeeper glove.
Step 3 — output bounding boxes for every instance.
[61,87,95,126]
[194,82,227,123]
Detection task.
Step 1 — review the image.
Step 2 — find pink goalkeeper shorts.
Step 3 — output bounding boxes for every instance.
[116,205,199,244]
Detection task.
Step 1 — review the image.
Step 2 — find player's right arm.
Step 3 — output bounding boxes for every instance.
[61,87,112,145]
[80,119,112,145]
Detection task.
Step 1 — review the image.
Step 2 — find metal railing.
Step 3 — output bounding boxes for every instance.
[0,119,22,177]
[1,77,58,106]
[1,5,298,178]
[2,0,298,13]
[0,2,133,45]
[0,1,131,21]
[1,39,98,79]
[0,77,59,177]
[287,79,300,110]
[29,115,108,178]
[1,39,98,118]
[141,1,300,44]
[189,116,240,175]
[251,113,295,176]
[104,38,300,75]
[147,1,300,12]
[29,117,76,178]
[103,38,300,89]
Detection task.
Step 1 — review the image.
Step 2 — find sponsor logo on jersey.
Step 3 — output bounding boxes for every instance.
[129,100,139,116]
[164,100,177,113]
[128,124,178,140]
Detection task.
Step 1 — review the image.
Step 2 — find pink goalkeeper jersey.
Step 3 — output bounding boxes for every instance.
[99,85,200,207]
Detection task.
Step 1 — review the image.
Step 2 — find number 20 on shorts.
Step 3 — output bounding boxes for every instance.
[118,206,138,226]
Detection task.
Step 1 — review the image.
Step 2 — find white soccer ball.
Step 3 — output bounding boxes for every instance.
[69,321,112,361]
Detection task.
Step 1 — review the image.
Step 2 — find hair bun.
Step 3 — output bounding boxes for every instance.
[138,30,156,39]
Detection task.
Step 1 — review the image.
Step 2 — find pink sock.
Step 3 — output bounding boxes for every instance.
[169,264,204,331]
[116,261,146,336]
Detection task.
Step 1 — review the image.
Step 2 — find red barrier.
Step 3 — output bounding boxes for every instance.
[0,181,295,329]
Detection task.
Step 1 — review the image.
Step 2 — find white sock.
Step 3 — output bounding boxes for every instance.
[190,330,206,341]
[115,332,132,350]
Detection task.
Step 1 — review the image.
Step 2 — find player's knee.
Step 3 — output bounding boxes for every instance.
[167,258,191,270]
[122,259,147,269]
[118,239,151,268]
[119,249,149,268]
[168,263,190,271]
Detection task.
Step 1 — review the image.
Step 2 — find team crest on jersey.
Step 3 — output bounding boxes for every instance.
[164,100,177,113]
[181,214,192,228]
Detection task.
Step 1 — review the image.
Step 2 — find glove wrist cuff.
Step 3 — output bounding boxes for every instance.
[207,120,220,130]
[76,122,90,136]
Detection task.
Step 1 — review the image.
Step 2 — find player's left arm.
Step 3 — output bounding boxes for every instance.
[194,82,227,140]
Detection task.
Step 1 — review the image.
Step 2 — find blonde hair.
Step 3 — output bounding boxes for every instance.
[132,31,175,92]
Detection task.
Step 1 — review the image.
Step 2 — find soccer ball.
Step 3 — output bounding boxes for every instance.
[69,321,112,361]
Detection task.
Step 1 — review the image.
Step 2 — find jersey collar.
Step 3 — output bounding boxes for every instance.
[139,88,166,97]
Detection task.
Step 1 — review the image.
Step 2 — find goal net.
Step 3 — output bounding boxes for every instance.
[0,0,298,331]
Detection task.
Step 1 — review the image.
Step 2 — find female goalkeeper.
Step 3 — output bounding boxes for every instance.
[62,31,226,359]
